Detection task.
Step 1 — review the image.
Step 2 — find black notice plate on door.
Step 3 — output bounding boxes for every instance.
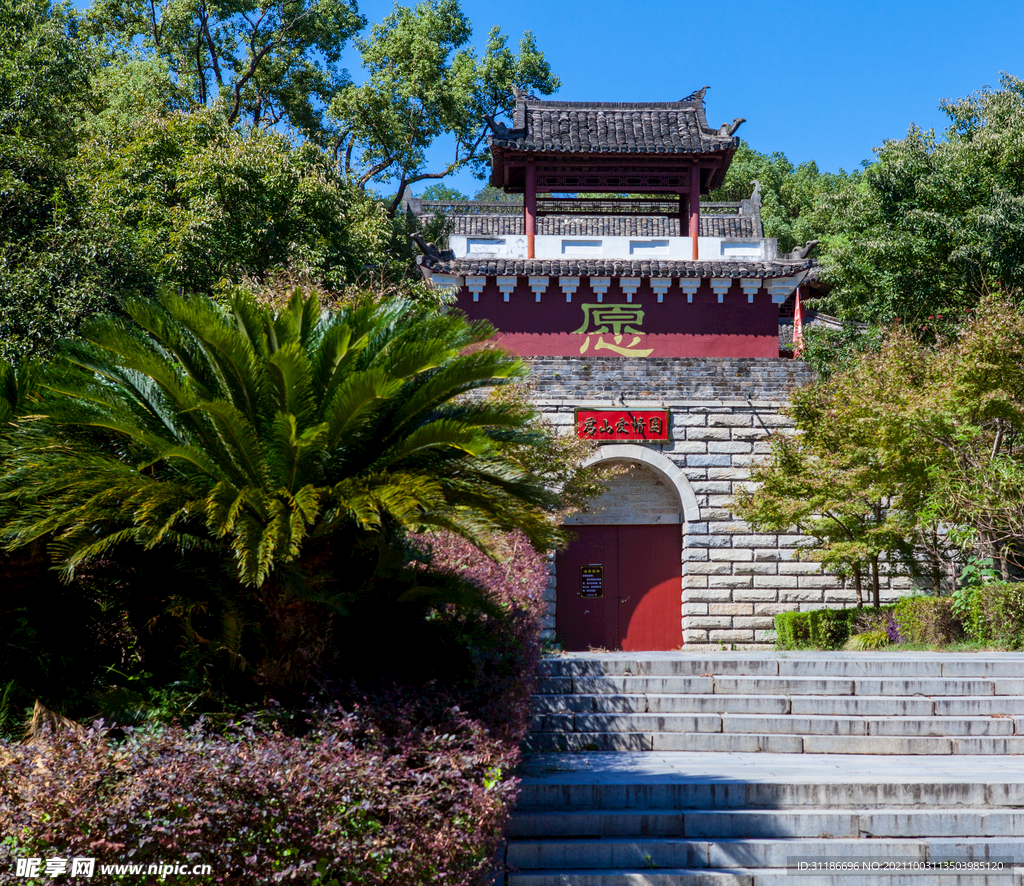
[580,565,603,598]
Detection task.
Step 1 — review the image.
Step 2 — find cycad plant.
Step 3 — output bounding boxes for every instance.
[0,289,561,700]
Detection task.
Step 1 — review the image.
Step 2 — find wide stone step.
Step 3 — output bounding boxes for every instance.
[531,713,1022,737]
[517,780,1015,810]
[507,808,1024,839]
[508,870,752,886]
[524,731,1024,754]
[516,656,1024,884]
[541,675,1024,697]
[509,869,1023,886]
[507,836,1024,870]
[533,693,1024,716]
[538,653,1024,680]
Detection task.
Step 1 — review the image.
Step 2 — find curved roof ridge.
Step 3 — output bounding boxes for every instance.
[516,98,706,110]
[417,255,814,279]
[491,87,739,156]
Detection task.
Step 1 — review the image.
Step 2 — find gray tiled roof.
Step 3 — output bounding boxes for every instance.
[428,214,758,239]
[490,94,738,155]
[420,256,812,279]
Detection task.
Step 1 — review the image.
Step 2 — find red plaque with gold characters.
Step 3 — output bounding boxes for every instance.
[575,409,669,441]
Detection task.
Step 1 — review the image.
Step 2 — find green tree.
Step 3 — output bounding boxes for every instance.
[0,290,562,697]
[890,296,1024,579]
[734,391,914,608]
[84,0,364,139]
[0,0,94,164]
[78,109,397,292]
[474,184,521,203]
[329,0,559,212]
[811,75,1024,324]
[418,183,468,201]
[0,0,145,362]
[708,142,854,255]
[1,103,400,360]
[737,294,1024,600]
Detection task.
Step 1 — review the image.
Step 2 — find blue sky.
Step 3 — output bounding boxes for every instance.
[343,0,1024,196]
[74,0,1024,195]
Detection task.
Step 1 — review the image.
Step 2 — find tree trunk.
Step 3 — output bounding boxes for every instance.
[980,530,1007,582]
[870,554,881,609]
[947,554,958,595]
[853,564,863,608]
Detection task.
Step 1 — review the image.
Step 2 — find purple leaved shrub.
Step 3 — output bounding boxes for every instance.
[410,530,548,742]
[0,530,549,885]
[0,706,518,885]
[885,612,902,644]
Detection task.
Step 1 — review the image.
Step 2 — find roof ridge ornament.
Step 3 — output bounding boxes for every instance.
[511,85,538,103]
[409,232,454,263]
[484,113,523,137]
[750,179,762,205]
[788,239,820,260]
[717,117,745,136]
[682,86,709,103]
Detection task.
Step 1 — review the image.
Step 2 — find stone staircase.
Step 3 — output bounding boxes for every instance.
[504,652,1024,885]
[526,652,1024,755]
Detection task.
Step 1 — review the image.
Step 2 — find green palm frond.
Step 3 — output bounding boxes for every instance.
[0,360,42,426]
[0,290,558,596]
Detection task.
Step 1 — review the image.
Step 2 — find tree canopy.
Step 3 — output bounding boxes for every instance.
[810,74,1024,324]
[0,0,561,360]
[735,295,1024,596]
[708,142,854,256]
[85,0,366,138]
[329,0,559,211]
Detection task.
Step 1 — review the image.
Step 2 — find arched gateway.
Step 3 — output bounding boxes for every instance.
[557,446,700,651]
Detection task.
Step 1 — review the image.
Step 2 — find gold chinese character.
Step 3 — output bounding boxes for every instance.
[575,303,655,357]
[649,416,664,435]
[631,416,646,435]
[581,416,597,436]
[592,335,653,356]
[599,418,614,434]
[573,304,647,336]
[614,418,629,434]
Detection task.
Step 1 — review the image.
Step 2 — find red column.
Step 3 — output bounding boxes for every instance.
[525,160,536,259]
[689,165,700,260]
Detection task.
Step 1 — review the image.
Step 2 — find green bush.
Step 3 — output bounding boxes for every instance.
[965,582,1024,649]
[808,609,854,650]
[774,611,813,650]
[775,607,895,651]
[774,590,1024,651]
[893,595,962,646]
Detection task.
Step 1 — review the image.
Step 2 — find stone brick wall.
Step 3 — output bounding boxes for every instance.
[527,356,817,401]
[527,357,915,649]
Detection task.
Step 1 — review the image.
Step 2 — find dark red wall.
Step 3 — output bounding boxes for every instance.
[455,278,779,359]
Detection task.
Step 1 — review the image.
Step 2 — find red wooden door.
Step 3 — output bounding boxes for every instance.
[555,525,682,651]
[617,524,683,651]
[554,525,618,651]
